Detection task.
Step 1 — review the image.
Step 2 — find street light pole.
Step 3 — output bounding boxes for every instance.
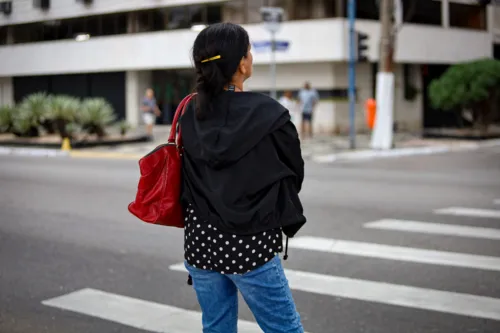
[270,31,277,100]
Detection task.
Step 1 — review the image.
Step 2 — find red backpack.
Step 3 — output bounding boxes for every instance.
[128,93,196,228]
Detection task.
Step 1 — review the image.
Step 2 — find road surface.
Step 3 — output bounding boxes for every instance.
[1,146,500,333]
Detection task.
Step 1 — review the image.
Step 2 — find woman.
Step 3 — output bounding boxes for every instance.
[141,88,161,139]
[181,23,306,333]
[279,90,299,129]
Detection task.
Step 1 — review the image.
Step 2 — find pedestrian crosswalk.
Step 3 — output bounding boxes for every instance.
[42,198,500,331]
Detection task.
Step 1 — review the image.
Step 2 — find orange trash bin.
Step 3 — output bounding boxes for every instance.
[365,98,376,130]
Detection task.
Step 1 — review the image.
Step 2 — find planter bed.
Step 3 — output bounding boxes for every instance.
[0,133,149,149]
[423,128,500,141]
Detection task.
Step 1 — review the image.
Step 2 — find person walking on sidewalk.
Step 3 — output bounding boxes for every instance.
[298,82,319,139]
[180,22,306,333]
[141,88,161,139]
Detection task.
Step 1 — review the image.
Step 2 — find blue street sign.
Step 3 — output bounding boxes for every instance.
[252,40,290,53]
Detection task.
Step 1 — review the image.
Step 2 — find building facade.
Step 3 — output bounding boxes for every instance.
[0,0,497,133]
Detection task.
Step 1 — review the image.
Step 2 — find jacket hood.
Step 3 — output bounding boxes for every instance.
[181,91,289,169]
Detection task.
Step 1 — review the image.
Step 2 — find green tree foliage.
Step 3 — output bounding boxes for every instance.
[429,59,500,131]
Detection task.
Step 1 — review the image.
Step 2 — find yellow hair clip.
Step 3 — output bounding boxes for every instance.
[201,55,221,63]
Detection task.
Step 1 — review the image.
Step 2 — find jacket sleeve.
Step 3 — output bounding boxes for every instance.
[271,119,305,193]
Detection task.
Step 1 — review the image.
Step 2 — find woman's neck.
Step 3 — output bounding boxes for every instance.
[225,82,243,92]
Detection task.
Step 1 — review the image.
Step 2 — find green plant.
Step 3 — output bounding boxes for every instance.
[65,122,81,140]
[12,108,39,137]
[428,58,500,132]
[118,120,132,136]
[48,95,81,138]
[80,98,116,138]
[0,105,15,133]
[17,92,51,137]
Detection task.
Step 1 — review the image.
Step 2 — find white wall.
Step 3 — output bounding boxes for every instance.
[0,18,492,77]
[333,63,423,134]
[0,77,13,107]
[0,0,227,26]
[247,62,336,134]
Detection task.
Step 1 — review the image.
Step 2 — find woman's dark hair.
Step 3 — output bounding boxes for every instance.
[192,22,250,119]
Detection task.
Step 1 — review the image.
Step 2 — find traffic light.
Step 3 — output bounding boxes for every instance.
[356,31,369,62]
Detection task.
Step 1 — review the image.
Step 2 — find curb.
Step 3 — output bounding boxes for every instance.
[311,139,500,163]
[0,146,69,158]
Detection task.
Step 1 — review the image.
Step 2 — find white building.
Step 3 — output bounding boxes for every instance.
[0,0,498,134]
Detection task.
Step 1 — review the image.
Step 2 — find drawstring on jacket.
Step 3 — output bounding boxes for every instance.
[283,236,289,260]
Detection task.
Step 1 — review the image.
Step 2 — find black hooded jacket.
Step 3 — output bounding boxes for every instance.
[180,91,305,238]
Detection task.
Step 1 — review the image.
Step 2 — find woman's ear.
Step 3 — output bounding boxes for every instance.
[238,58,247,76]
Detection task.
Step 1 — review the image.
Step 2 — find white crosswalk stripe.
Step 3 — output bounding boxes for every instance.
[434,207,500,219]
[42,202,500,329]
[169,263,500,321]
[364,219,500,240]
[43,288,266,333]
[287,236,500,271]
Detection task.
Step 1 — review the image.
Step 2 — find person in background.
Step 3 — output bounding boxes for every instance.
[279,90,298,127]
[298,82,319,138]
[181,22,306,333]
[141,88,161,139]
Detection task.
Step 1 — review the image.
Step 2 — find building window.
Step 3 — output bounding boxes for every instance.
[402,0,441,26]
[450,2,487,30]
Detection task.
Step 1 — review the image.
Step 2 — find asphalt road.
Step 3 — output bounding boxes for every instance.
[1,146,500,333]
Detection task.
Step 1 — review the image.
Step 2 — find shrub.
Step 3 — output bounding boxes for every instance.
[0,105,15,133]
[48,95,81,138]
[117,120,132,136]
[80,98,116,138]
[16,93,51,137]
[428,59,500,132]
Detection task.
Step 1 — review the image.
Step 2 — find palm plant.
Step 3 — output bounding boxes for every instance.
[16,93,51,137]
[48,95,81,138]
[80,98,116,138]
[0,105,15,133]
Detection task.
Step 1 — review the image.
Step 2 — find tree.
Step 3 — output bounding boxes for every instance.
[428,59,500,132]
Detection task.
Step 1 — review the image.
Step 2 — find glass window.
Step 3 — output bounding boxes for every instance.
[207,5,222,25]
[450,2,487,30]
[403,0,441,26]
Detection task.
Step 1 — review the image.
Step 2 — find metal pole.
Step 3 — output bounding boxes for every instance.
[348,0,356,149]
[270,31,277,100]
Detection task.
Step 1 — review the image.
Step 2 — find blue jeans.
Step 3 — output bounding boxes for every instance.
[185,255,304,333]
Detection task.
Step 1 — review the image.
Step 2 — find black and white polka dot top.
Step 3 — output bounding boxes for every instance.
[184,204,283,275]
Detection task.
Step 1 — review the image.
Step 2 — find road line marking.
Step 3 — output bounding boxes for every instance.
[42,288,263,333]
[287,236,500,271]
[69,151,143,160]
[169,264,500,321]
[434,207,500,219]
[364,219,500,240]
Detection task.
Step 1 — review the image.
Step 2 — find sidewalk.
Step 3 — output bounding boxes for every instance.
[2,125,499,162]
[71,126,500,162]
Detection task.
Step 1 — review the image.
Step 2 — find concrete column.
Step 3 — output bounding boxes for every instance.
[336,0,345,17]
[441,0,449,28]
[6,26,13,44]
[487,4,494,34]
[0,77,14,107]
[127,12,138,33]
[311,0,324,19]
[126,71,152,127]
